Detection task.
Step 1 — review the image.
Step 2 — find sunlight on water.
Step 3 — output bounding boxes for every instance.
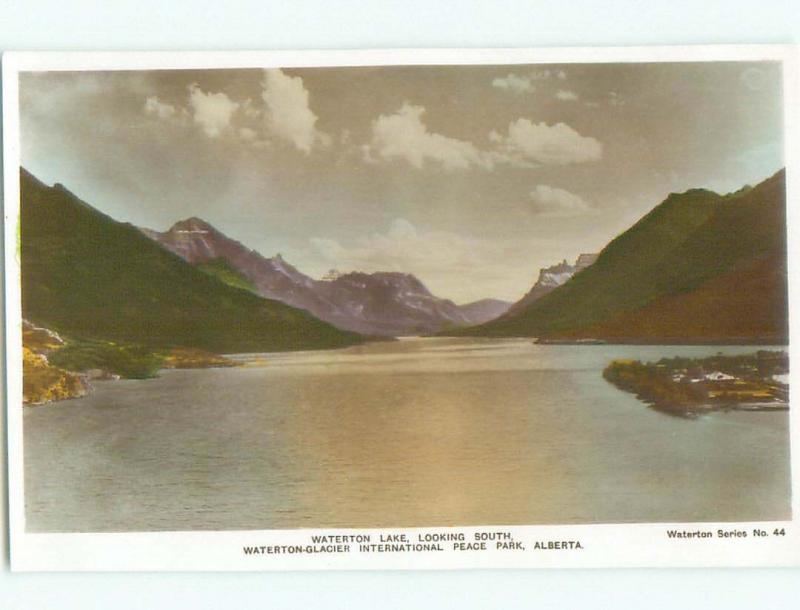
[24,338,790,532]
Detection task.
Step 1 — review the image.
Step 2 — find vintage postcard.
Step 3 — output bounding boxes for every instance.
[3,46,799,571]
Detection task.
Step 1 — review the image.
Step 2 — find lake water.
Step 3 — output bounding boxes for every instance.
[23,337,791,532]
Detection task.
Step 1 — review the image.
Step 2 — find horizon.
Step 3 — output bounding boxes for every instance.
[18,62,784,303]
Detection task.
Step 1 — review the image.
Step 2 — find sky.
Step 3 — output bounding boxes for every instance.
[19,61,784,303]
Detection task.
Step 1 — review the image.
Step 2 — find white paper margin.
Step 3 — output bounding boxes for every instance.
[3,45,799,571]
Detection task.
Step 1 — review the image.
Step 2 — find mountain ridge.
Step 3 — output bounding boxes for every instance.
[448,169,787,343]
[20,168,364,353]
[143,218,510,335]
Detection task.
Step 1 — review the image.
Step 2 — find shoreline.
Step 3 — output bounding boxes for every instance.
[603,351,789,418]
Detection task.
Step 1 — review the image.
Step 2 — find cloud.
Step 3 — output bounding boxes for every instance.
[740,67,768,91]
[261,68,328,153]
[311,218,485,271]
[187,84,239,137]
[492,73,534,94]
[365,103,607,171]
[555,89,578,101]
[367,103,494,170]
[238,127,257,141]
[530,184,592,217]
[144,96,177,119]
[489,119,602,165]
[241,98,262,119]
[309,218,543,301]
[311,218,502,286]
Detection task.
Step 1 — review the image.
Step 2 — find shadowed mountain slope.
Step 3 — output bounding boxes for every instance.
[20,169,363,353]
[450,170,787,344]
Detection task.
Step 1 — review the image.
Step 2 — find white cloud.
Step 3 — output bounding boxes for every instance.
[241,98,262,119]
[309,218,545,301]
[310,219,511,294]
[261,68,327,154]
[187,84,239,137]
[555,89,578,101]
[530,185,592,217]
[144,96,177,119]
[492,73,534,94]
[368,103,494,170]
[490,118,602,165]
[311,219,485,272]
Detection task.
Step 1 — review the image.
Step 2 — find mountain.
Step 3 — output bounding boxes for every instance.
[452,170,787,344]
[504,253,597,318]
[319,271,490,336]
[456,299,512,325]
[143,218,504,336]
[20,169,363,353]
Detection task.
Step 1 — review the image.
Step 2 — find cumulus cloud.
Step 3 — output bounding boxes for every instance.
[241,98,262,119]
[309,218,539,301]
[310,218,504,289]
[366,103,605,170]
[144,96,177,119]
[311,218,483,271]
[555,89,578,101]
[262,68,328,153]
[530,184,592,217]
[368,103,494,170]
[187,84,239,137]
[492,73,534,93]
[489,119,602,165]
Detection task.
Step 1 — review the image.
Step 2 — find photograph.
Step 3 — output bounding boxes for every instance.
[3,47,797,570]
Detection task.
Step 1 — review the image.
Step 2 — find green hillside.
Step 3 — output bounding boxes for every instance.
[20,169,363,353]
[457,170,787,342]
[197,258,259,294]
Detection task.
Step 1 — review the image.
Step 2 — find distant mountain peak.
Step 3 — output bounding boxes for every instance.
[451,169,787,343]
[141,219,505,336]
[504,252,599,318]
[169,217,216,233]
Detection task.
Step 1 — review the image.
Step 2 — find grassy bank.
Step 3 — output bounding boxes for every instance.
[22,320,242,405]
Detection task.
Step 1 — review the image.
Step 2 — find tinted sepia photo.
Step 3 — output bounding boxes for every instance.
[4,48,798,570]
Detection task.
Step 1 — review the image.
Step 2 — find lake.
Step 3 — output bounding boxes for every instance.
[23,337,791,532]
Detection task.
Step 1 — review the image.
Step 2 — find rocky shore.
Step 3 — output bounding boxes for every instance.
[22,320,240,406]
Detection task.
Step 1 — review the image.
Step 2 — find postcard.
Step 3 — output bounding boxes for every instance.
[3,46,799,570]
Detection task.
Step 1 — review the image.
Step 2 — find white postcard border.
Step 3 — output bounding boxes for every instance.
[3,45,800,571]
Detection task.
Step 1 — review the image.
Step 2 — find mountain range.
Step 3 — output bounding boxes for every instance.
[20,169,362,353]
[20,165,787,350]
[142,217,510,336]
[452,169,788,344]
[503,253,598,318]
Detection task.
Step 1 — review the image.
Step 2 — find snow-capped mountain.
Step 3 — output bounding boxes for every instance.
[504,253,598,317]
[141,218,508,336]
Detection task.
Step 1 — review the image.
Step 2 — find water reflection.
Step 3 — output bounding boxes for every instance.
[24,338,791,532]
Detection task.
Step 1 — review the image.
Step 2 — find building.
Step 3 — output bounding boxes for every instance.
[703,371,735,382]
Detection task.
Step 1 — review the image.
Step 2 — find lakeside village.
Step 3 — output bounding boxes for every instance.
[603,350,789,417]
